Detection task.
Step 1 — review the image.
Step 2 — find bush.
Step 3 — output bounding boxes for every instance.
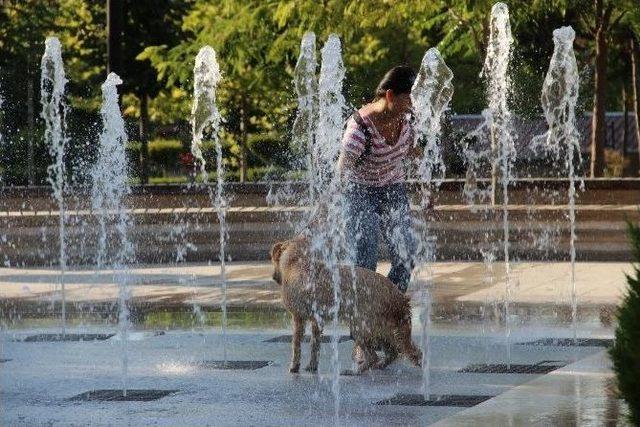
[604,149,629,178]
[128,138,186,177]
[610,220,640,425]
[148,139,184,168]
[223,166,286,182]
[0,127,51,185]
[247,133,290,169]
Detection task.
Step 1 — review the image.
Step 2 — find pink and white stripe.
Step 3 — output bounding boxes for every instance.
[341,113,412,186]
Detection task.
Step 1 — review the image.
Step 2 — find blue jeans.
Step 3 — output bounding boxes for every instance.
[345,182,416,293]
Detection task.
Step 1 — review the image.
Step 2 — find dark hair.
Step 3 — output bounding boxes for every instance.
[374,65,416,98]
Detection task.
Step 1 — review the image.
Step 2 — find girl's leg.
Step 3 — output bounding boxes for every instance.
[380,184,416,293]
[346,183,378,271]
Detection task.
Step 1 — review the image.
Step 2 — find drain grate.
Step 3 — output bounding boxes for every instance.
[68,389,178,402]
[18,333,115,342]
[0,359,11,363]
[193,360,271,370]
[458,361,566,374]
[517,338,613,348]
[264,335,352,343]
[377,394,494,407]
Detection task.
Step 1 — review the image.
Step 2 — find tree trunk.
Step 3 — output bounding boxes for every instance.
[631,37,640,177]
[590,20,608,177]
[622,85,629,176]
[238,104,247,183]
[138,92,149,185]
[107,0,124,77]
[27,76,35,186]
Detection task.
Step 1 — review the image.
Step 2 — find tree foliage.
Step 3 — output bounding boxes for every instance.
[610,220,640,425]
[1,0,640,182]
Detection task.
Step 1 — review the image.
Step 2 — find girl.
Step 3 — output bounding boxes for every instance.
[337,65,418,293]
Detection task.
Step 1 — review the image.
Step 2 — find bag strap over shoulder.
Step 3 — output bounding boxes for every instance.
[351,111,373,167]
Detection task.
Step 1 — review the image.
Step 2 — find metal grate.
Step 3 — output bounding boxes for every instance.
[17,333,115,342]
[264,335,352,343]
[377,394,494,407]
[458,361,566,374]
[193,360,272,370]
[68,389,178,402]
[517,338,613,348]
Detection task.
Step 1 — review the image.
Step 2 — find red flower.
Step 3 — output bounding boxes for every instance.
[179,152,195,168]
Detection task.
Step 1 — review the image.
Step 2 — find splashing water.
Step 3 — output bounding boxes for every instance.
[40,37,69,336]
[315,33,348,425]
[485,2,516,364]
[266,32,317,233]
[292,32,318,187]
[190,46,228,362]
[191,47,222,175]
[410,47,454,400]
[533,26,582,341]
[91,72,133,396]
[315,35,346,197]
[0,81,6,269]
[459,2,515,364]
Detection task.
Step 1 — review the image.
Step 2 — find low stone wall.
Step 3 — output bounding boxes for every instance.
[1,179,638,266]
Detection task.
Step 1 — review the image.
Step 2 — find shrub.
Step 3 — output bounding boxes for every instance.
[609,220,640,425]
[604,149,629,178]
[148,139,184,168]
[128,138,186,177]
[247,133,290,168]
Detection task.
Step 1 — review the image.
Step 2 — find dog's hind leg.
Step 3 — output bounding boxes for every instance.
[396,324,422,367]
[354,341,379,374]
[375,341,398,370]
[305,317,322,372]
[289,314,304,373]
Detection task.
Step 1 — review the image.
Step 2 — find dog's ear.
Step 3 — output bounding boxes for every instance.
[270,241,286,264]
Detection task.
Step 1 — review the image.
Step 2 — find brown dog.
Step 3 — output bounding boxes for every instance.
[270,235,422,374]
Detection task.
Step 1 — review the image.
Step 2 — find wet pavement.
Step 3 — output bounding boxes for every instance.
[0,324,628,426]
[0,261,632,425]
[432,350,629,426]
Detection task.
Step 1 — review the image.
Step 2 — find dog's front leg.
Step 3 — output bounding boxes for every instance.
[289,314,304,373]
[305,317,322,372]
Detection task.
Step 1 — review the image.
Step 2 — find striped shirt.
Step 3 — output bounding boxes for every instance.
[341,113,413,187]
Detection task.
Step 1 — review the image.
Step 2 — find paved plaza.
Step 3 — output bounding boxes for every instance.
[0,325,627,426]
[0,261,631,310]
[0,260,632,425]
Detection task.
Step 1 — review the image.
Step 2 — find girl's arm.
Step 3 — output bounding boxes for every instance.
[337,149,359,182]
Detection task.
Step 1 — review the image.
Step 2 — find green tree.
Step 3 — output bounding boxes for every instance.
[142,0,438,180]
[610,220,640,425]
[141,0,304,182]
[0,0,106,185]
[578,0,634,177]
[57,0,107,110]
[0,0,58,184]
[122,0,191,184]
[622,9,640,176]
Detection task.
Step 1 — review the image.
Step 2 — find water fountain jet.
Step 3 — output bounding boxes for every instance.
[316,33,347,425]
[410,47,454,400]
[40,36,68,336]
[292,32,318,201]
[533,26,582,342]
[190,46,228,362]
[266,32,317,237]
[90,72,133,395]
[484,1,516,364]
